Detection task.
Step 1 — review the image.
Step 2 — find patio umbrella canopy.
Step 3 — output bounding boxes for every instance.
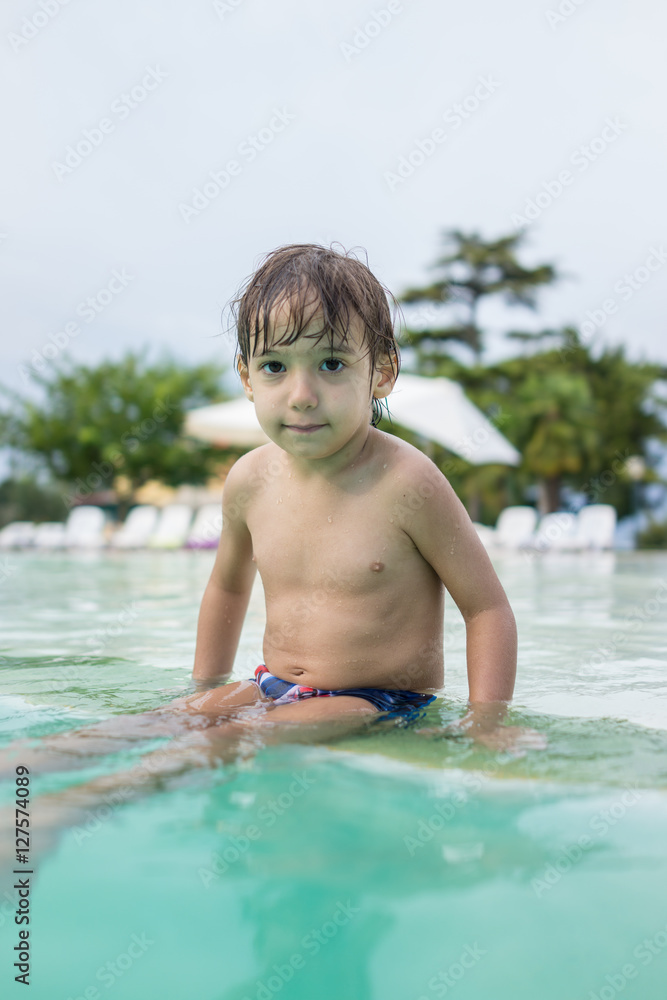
[184,397,270,448]
[386,373,520,466]
[184,372,520,466]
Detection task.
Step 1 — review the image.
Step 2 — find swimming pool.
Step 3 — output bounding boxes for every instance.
[1,550,666,1000]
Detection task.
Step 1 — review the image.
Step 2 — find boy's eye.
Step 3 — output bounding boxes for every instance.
[261,361,285,374]
[321,358,344,372]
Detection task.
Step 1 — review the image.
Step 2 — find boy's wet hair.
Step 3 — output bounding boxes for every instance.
[229,243,401,426]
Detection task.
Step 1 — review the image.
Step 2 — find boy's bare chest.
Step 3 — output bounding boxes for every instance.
[246,480,416,594]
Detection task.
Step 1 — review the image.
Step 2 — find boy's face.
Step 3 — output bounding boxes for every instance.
[239,299,395,466]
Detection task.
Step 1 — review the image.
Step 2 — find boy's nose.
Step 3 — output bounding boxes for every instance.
[287,371,318,409]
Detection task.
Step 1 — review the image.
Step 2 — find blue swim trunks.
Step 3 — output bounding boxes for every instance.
[250,665,436,724]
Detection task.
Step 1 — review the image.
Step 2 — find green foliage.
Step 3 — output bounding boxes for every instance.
[463,331,665,517]
[398,326,666,520]
[1,352,230,511]
[0,477,67,529]
[399,228,558,363]
[637,519,667,550]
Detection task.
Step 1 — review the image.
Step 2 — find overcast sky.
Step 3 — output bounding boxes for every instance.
[1,0,666,400]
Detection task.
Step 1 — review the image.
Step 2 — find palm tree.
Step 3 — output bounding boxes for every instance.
[516,370,600,513]
[399,229,558,365]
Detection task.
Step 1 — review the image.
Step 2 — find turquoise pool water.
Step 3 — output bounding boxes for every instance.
[1,550,667,999]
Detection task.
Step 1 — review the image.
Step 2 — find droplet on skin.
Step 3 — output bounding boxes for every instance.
[327,515,333,522]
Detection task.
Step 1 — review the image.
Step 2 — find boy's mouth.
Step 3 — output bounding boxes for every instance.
[284,423,325,433]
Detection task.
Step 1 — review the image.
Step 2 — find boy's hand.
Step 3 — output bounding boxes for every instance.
[463,724,548,756]
[417,701,547,757]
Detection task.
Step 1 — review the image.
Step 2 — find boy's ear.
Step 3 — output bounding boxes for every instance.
[238,358,253,401]
[373,354,398,401]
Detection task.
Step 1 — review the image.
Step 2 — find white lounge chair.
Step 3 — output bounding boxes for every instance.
[0,521,35,549]
[64,505,107,548]
[524,505,618,552]
[527,512,580,551]
[32,522,67,549]
[148,504,194,549]
[110,505,159,549]
[495,506,538,549]
[185,504,222,549]
[575,504,617,549]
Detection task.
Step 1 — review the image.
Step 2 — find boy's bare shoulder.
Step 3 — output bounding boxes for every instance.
[376,430,447,490]
[375,431,465,529]
[223,443,275,486]
[222,444,284,512]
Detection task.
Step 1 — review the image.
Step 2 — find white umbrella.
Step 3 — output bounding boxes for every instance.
[386,373,520,466]
[184,397,270,448]
[184,372,520,466]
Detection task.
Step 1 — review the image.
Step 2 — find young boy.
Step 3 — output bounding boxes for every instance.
[0,243,525,793]
[0,244,537,866]
[181,242,519,746]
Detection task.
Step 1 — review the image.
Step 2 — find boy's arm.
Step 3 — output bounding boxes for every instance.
[399,458,517,725]
[192,456,257,690]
